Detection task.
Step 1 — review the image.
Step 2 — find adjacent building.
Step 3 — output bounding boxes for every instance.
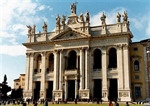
[22,3,149,101]
[14,74,25,90]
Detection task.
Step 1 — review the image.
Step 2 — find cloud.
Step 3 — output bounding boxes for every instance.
[0,0,53,56]
[90,7,126,26]
[0,45,26,56]
[146,22,150,36]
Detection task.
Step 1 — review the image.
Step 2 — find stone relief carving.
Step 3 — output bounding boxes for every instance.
[119,92,129,97]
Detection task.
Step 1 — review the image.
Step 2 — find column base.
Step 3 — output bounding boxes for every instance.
[23,90,33,100]
[53,90,63,101]
[79,89,90,99]
[118,90,131,101]
[102,89,108,101]
[40,91,46,100]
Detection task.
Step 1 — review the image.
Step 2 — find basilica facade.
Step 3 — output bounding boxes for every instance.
[23,3,133,101]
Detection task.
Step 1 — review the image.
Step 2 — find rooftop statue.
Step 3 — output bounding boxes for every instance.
[70,3,76,14]
[27,25,32,34]
[32,24,36,34]
[122,11,128,22]
[56,15,60,27]
[85,11,90,22]
[100,12,106,25]
[79,13,84,22]
[42,22,47,32]
[61,15,66,25]
[116,12,121,23]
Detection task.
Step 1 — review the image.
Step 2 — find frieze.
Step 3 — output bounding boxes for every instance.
[119,92,129,97]
[31,45,54,51]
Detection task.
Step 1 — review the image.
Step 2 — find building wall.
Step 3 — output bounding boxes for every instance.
[130,43,146,100]
[14,74,25,90]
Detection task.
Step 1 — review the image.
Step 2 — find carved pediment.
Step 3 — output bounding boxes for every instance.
[51,28,90,41]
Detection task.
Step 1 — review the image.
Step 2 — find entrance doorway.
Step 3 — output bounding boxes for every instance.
[34,81,40,101]
[46,81,53,100]
[68,80,75,101]
[93,79,102,99]
[108,79,118,101]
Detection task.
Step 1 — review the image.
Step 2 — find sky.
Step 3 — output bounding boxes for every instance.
[0,0,150,89]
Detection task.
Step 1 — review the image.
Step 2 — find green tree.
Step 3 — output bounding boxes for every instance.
[1,74,11,100]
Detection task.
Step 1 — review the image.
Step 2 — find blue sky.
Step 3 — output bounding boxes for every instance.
[0,0,150,88]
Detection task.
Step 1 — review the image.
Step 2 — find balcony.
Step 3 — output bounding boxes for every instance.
[64,69,78,76]
[92,69,102,78]
[107,68,118,78]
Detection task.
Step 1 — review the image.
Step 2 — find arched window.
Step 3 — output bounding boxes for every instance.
[47,53,54,73]
[134,60,140,71]
[93,49,102,71]
[67,50,77,69]
[108,48,117,68]
[34,54,42,74]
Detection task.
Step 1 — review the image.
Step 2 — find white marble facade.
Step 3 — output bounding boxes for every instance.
[23,3,132,101]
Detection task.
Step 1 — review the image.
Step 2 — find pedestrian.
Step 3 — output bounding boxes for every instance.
[115,101,119,106]
[34,101,38,106]
[109,101,113,106]
[125,102,129,106]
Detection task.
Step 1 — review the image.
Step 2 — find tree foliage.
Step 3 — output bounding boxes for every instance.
[1,74,11,100]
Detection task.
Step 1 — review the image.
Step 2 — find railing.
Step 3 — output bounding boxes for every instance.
[64,69,78,75]
[93,69,101,71]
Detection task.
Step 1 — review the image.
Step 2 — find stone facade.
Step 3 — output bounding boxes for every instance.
[23,3,133,101]
[14,74,25,90]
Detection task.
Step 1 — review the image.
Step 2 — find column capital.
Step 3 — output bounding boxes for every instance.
[116,44,122,50]
[122,44,129,50]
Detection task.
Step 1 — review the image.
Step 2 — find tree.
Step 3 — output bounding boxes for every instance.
[1,74,11,100]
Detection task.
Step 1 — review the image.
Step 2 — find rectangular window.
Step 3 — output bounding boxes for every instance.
[134,65,139,71]
[135,86,141,97]
[16,83,19,85]
[134,75,140,79]
[133,47,138,51]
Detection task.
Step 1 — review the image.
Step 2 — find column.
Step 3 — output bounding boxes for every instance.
[117,45,124,89]
[65,77,68,99]
[80,48,84,89]
[102,46,107,90]
[75,78,78,98]
[53,50,59,90]
[59,50,63,90]
[29,53,34,91]
[123,44,130,89]
[102,46,108,101]
[25,53,30,91]
[40,52,46,98]
[85,48,89,89]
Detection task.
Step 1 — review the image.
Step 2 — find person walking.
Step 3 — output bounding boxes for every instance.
[109,101,113,106]
[125,102,129,106]
[115,101,119,106]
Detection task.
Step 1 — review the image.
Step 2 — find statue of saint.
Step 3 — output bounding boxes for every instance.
[56,15,60,27]
[100,12,106,25]
[116,12,121,23]
[32,24,36,34]
[26,25,32,34]
[85,11,90,22]
[61,15,66,25]
[42,22,47,32]
[70,3,76,14]
[122,11,128,22]
[79,13,84,22]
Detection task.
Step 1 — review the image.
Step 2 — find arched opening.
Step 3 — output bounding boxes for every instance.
[134,60,140,71]
[93,49,102,71]
[67,50,77,69]
[47,53,54,73]
[108,48,117,68]
[34,54,42,74]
